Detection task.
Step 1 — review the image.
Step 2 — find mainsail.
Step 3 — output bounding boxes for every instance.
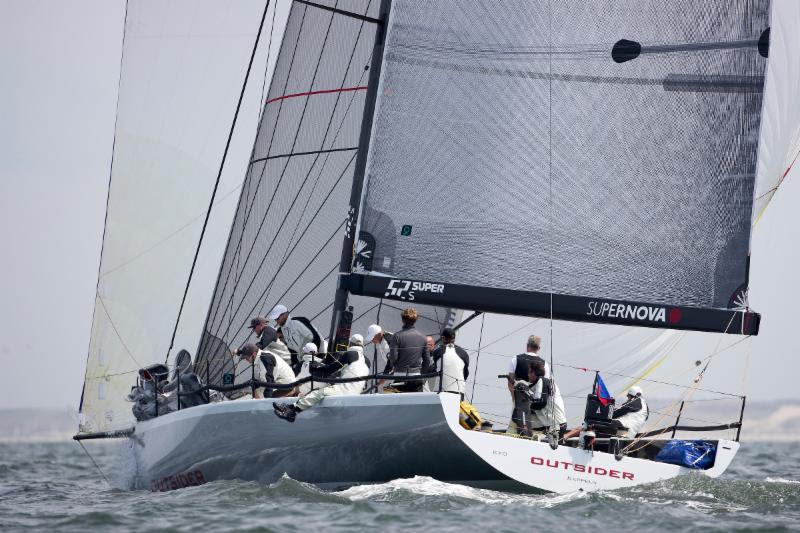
[347,0,773,335]
[79,0,266,433]
[195,0,458,383]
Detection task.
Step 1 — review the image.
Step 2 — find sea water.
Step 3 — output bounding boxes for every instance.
[0,441,798,531]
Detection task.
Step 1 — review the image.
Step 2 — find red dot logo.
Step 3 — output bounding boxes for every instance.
[668,308,682,324]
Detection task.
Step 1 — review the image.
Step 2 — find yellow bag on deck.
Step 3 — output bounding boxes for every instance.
[459,400,482,430]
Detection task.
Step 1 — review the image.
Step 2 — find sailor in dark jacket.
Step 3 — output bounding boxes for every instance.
[384,307,431,392]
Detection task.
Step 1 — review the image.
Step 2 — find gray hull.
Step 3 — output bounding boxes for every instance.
[133,393,512,491]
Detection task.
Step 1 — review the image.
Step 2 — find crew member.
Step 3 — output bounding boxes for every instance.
[232,343,297,398]
[528,360,567,437]
[506,335,550,399]
[612,386,649,437]
[268,304,327,374]
[273,334,370,422]
[384,308,431,392]
[505,335,551,435]
[430,327,469,397]
[248,316,292,367]
[367,324,394,377]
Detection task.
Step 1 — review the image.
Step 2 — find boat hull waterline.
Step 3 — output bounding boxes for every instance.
[128,393,738,493]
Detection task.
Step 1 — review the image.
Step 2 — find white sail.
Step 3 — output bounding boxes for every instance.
[79,0,265,433]
[754,0,800,223]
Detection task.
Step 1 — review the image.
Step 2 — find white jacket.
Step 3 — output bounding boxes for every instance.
[280,317,327,356]
[440,344,465,395]
[614,396,649,437]
[262,338,293,368]
[337,345,370,395]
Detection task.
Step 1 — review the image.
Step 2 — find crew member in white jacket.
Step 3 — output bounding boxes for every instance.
[430,327,469,398]
[273,334,369,422]
[268,304,327,374]
[612,386,649,437]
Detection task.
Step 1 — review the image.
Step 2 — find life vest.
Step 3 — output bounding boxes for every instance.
[440,344,465,395]
[514,353,545,380]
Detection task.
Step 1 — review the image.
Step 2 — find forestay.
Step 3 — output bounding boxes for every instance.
[79,0,265,433]
[350,0,773,335]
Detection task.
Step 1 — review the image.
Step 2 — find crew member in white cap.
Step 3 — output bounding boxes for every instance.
[273,334,369,422]
[612,385,649,437]
[366,323,394,379]
[294,342,320,395]
[267,303,327,374]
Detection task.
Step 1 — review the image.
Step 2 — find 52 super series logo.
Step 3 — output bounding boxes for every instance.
[384,279,445,301]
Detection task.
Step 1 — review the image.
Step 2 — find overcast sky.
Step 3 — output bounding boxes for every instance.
[1,0,798,415]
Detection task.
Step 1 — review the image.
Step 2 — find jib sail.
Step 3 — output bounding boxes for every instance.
[346,0,785,335]
[79,0,266,433]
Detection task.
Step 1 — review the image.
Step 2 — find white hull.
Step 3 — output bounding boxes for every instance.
[128,392,738,493]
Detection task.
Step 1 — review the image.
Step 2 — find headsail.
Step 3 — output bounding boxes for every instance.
[754,0,800,223]
[348,0,773,335]
[195,0,458,383]
[79,0,266,433]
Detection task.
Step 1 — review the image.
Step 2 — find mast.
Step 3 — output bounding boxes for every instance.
[329,0,392,350]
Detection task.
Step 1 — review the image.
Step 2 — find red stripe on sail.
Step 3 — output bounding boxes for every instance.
[265,86,368,105]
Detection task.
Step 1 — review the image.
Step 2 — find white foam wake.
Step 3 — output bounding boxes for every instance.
[338,476,585,507]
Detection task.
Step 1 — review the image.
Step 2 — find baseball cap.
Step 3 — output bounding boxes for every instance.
[268,304,288,321]
[302,342,318,354]
[366,324,382,340]
[349,333,364,346]
[627,385,643,397]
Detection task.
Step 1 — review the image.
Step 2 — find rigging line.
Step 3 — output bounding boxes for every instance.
[209,41,372,341]
[97,295,143,369]
[255,0,373,311]
[100,182,244,277]
[312,301,335,322]
[81,0,130,414]
[165,0,273,363]
[554,362,743,398]
[217,152,356,343]
[292,263,340,313]
[249,146,358,164]
[265,85,368,105]
[266,219,347,306]
[294,0,382,25]
[210,0,344,337]
[353,302,380,323]
[469,313,486,404]
[204,3,312,342]
[77,441,111,487]
[478,318,540,352]
[547,0,557,434]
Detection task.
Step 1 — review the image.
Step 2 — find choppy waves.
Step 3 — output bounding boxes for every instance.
[1,442,799,532]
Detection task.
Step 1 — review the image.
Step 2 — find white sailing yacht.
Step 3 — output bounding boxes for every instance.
[76,0,800,493]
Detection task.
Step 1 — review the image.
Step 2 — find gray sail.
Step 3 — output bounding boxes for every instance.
[196,0,458,384]
[351,0,770,334]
